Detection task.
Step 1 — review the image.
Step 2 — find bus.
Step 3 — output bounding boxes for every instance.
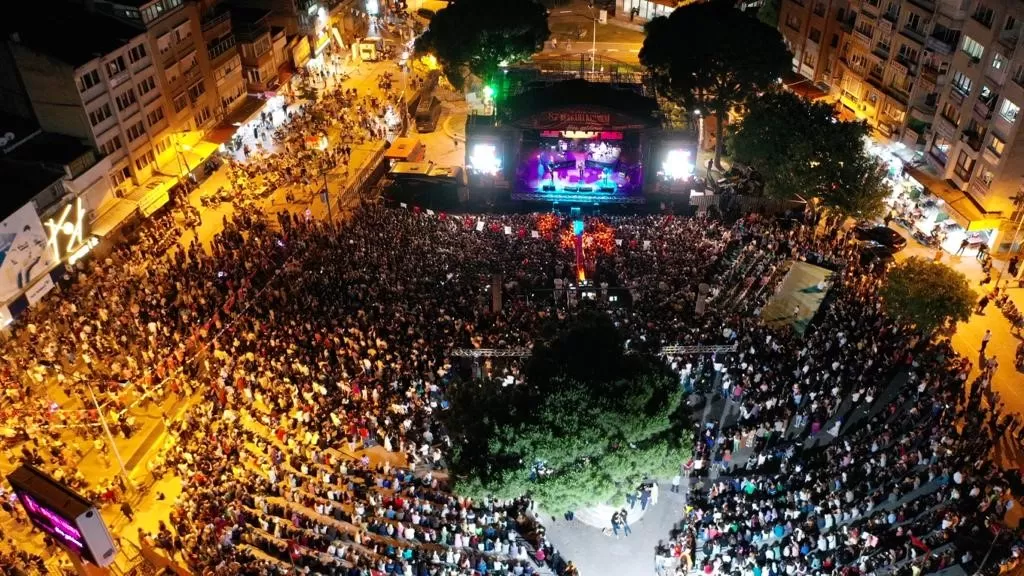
[415,95,442,133]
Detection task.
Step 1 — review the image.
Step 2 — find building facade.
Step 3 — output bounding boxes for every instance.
[200,2,247,118]
[778,0,1024,246]
[7,0,224,197]
[924,0,1024,218]
[232,6,283,92]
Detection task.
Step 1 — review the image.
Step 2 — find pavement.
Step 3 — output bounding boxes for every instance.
[889,227,1024,433]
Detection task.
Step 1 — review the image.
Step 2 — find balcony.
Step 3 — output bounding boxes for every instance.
[201,10,230,33]
[886,84,911,105]
[982,145,1001,165]
[873,45,890,59]
[208,36,237,65]
[973,99,995,119]
[925,35,955,56]
[999,30,1020,52]
[853,28,874,46]
[900,26,926,45]
[937,0,967,22]
[906,0,935,12]
[107,70,131,90]
[910,103,936,122]
[961,129,983,150]
[177,38,196,58]
[921,64,946,84]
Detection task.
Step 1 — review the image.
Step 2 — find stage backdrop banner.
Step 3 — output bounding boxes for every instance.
[519,107,652,132]
[0,204,58,304]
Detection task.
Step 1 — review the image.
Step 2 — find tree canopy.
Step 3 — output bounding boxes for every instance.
[639,0,790,167]
[413,0,550,91]
[879,257,976,335]
[729,91,890,219]
[445,313,692,513]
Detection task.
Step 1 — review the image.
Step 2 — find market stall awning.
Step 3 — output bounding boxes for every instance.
[905,166,1003,231]
[90,199,138,238]
[205,95,269,145]
[125,175,175,217]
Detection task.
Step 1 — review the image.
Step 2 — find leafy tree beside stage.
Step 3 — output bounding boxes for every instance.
[445,313,692,512]
[639,0,790,169]
[729,91,890,220]
[413,0,550,91]
[880,257,976,336]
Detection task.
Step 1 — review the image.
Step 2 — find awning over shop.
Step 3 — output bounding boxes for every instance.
[205,95,268,144]
[905,166,1003,231]
[125,176,175,217]
[782,72,830,101]
[90,199,138,238]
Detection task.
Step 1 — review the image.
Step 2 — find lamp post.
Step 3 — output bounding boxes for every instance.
[51,362,135,497]
[82,378,134,497]
[591,5,597,74]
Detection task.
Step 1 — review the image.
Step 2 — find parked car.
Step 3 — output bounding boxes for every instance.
[858,240,896,266]
[853,223,908,251]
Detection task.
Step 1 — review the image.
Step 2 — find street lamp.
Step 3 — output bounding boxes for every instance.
[588,3,597,75]
[46,362,135,496]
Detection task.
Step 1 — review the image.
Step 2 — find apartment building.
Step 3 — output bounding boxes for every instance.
[5,2,167,196]
[229,0,320,37]
[777,0,850,91]
[925,0,1024,218]
[827,0,970,145]
[199,1,247,117]
[231,6,282,92]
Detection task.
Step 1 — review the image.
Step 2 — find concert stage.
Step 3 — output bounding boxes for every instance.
[464,80,698,207]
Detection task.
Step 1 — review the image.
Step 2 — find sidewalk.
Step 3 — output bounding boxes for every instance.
[891,226,1024,443]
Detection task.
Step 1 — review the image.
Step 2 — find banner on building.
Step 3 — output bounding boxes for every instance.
[0,204,57,303]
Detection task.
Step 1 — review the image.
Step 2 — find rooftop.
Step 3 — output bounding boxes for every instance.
[0,112,41,150]
[0,159,64,221]
[6,132,99,180]
[502,79,661,127]
[6,1,144,68]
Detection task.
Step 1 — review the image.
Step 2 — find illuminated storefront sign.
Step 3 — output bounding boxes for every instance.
[44,198,92,264]
[19,492,87,554]
[8,465,117,567]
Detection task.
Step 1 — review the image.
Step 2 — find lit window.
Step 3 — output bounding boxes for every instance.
[962,35,985,60]
[1000,98,1020,123]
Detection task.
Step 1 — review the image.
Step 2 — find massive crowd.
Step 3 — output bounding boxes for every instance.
[0,33,1022,576]
[2,200,1023,576]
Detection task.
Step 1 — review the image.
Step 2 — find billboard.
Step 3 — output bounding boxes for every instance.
[7,465,117,566]
[0,203,56,304]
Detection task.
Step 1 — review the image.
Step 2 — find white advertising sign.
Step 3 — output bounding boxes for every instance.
[0,204,57,303]
[25,274,54,305]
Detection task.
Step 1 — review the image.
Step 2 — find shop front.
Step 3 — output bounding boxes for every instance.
[125,176,176,218]
[884,164,1003,254]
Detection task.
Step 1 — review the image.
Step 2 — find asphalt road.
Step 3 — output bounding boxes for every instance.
[537,41,642,62]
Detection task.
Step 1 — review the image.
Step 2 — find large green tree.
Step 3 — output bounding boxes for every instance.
[639,0,790,168]
[445,313,691,513]
[880,257,976,336]
[413,0,550,91]
[729,91,890,219]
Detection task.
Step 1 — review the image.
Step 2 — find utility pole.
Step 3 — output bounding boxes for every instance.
[81,376,134,497]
